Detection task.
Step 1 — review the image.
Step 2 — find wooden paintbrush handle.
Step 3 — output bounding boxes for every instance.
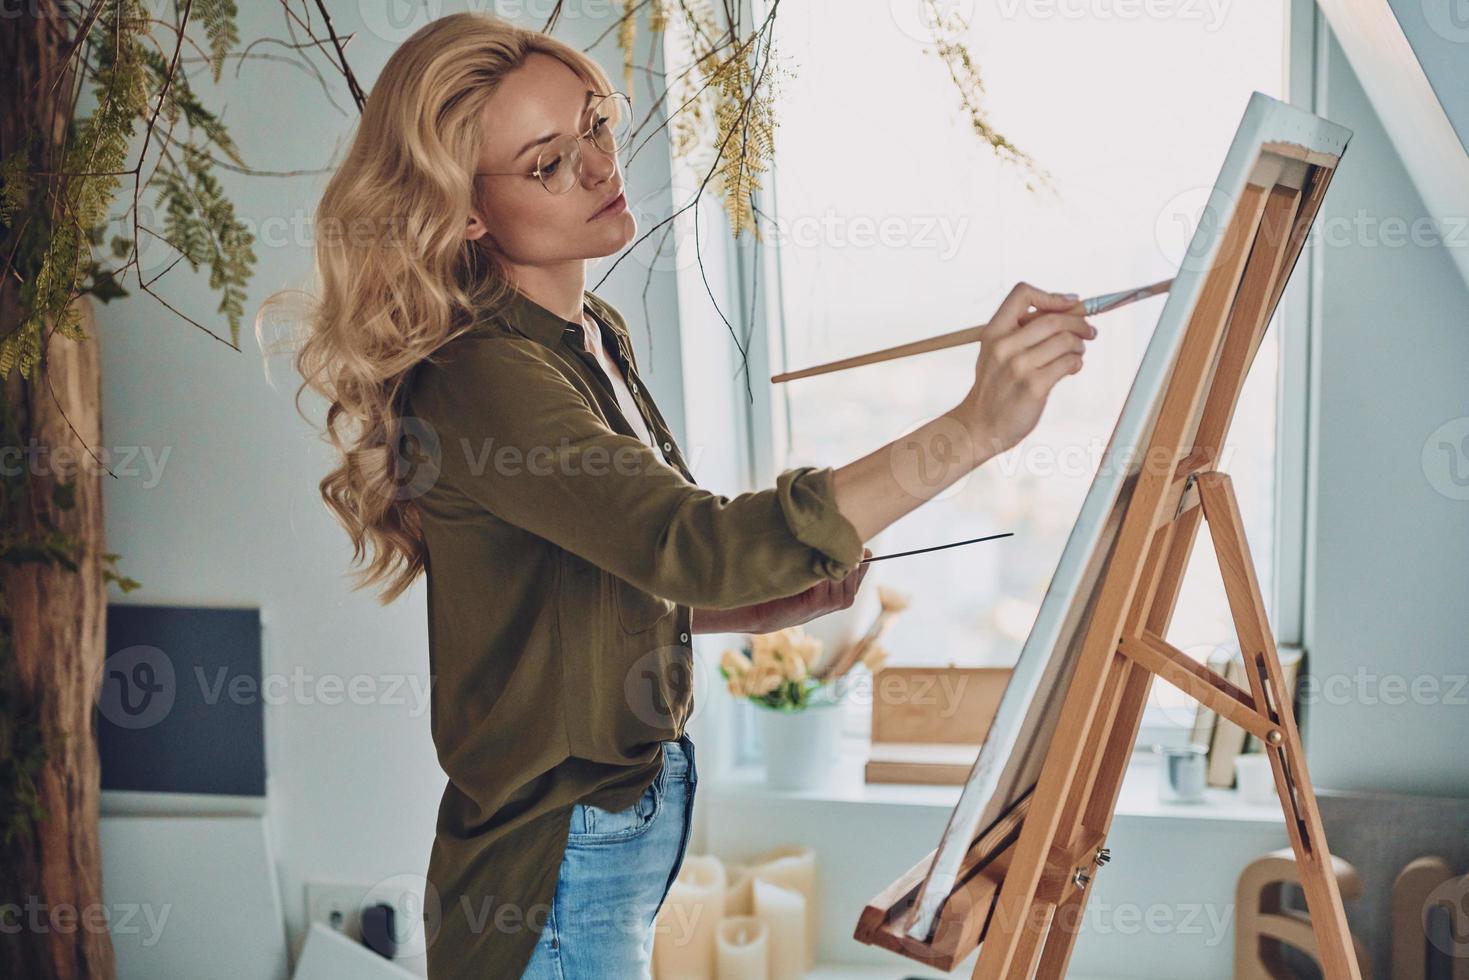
[770,301,1087,385]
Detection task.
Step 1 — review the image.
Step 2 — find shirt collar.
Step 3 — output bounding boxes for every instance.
[487,285,629,358]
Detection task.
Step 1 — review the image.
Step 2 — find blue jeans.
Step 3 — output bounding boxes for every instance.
[521,734,698,978]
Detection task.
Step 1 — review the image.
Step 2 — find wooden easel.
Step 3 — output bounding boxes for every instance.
[856,139,1363,978]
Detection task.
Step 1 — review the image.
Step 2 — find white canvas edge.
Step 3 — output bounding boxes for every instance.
[902,91,1351,942]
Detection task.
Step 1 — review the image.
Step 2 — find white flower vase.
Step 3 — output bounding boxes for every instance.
[754,700,844,791]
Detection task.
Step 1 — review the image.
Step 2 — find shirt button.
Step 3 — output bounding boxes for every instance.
[631,382,639,393]
[680,632,690,643]
[662,441,672,452]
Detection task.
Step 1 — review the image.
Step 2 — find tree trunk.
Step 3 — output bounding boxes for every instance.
[1,299,113,980]
[1,5,116,978]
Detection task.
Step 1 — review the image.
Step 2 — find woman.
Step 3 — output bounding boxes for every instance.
[288,12,1093,979]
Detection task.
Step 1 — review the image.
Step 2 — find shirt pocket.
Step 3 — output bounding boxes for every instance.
[615,577,676,634]
[567,775,663,844]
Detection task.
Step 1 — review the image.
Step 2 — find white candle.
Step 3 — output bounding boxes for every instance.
[715,915,769,980]
[749,846,817,970]
[654,854,726,980]
[725,862,754,916]
[753,878,806,980]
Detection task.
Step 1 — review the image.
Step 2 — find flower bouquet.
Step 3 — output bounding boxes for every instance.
[718,586,909,789]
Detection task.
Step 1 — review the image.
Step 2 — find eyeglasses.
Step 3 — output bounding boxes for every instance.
[476,92,633,195]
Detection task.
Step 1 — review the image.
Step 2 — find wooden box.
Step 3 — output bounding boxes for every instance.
[864,665,1011,785]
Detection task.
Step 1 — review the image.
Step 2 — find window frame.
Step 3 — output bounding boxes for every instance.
[727,0,1320,764]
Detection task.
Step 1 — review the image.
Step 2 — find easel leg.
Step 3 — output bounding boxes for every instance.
[1035,508,1206,978]
[1198,472,1362,980]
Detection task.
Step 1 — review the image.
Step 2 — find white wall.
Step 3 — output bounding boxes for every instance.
[1303,27,1469,796]
[1387,0,1469,150]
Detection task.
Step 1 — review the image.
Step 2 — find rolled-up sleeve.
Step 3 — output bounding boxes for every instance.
[409,335,866,609]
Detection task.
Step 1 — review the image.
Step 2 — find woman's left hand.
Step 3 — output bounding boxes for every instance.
[747,548,873,633]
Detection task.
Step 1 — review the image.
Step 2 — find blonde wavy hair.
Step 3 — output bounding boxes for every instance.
[260,13,617,604]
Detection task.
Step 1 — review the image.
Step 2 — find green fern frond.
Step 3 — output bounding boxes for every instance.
[0,143,34,227]
[140,47,247,168]
[197,0,241,84]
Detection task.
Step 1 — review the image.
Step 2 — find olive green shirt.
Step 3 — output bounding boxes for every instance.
[404,286,865,979]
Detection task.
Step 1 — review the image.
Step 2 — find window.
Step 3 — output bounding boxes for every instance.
[761,2,1292,739]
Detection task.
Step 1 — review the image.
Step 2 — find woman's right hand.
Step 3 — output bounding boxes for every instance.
[958,282,1096,456]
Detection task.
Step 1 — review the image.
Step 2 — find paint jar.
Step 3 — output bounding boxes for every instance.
[1154,743,1208,804]
[1234,752,1276,804]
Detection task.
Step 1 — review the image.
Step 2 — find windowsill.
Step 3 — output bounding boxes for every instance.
[711,735,1284,825]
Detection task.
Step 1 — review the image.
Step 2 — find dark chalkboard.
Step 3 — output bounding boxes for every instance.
[98,605,265,796]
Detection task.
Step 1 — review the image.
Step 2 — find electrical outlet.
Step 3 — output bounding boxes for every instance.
[306,880,375,941]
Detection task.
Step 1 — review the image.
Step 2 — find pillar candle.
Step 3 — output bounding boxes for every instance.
[753,878,806,980]
[725,862,755,916]
[654,854,726,980]
[715,915,769,980]
[749,846,816,970]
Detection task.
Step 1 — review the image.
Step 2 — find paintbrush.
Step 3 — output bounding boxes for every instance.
[770,277,1174,385]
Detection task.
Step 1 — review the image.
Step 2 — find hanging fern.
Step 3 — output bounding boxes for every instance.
[627,0,1044,244]
[154,142,255,332]
[921,0,1051,192]
[645,0,791,240]
[0,1,147,379]
[198,0,241,84]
